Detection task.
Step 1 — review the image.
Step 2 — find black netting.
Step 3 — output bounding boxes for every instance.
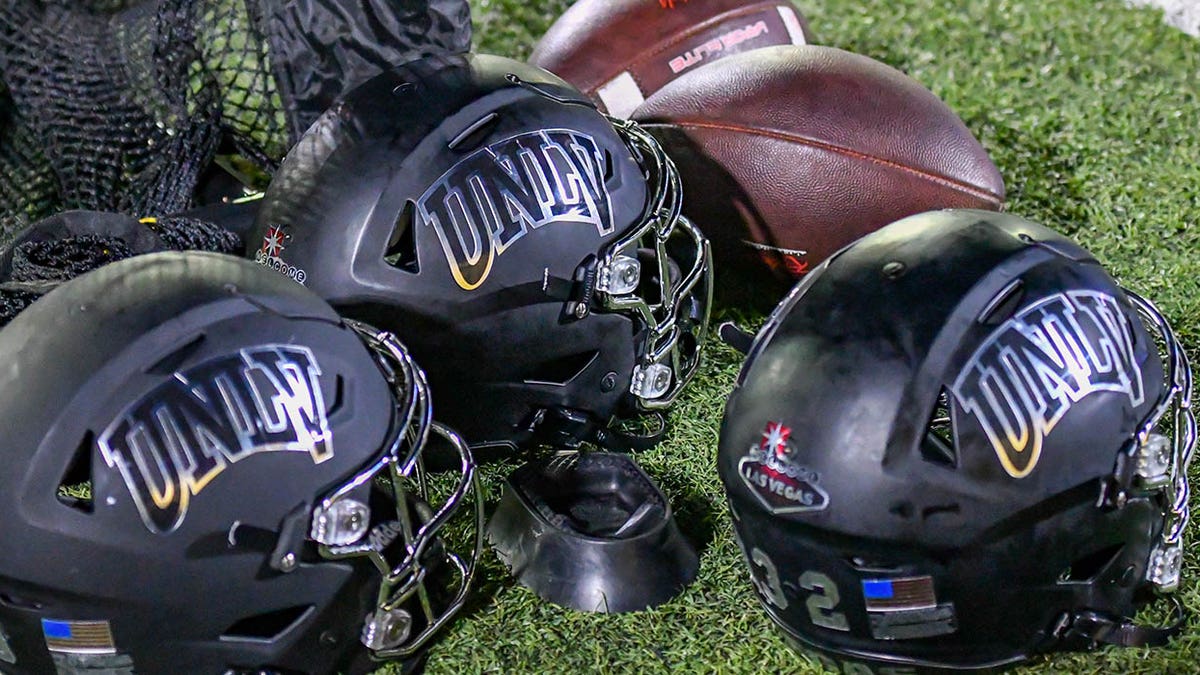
[197,0,289,163]
[0,86,57,233]
[149,215,242,253]
[0,0,221,244]
[0,0,471,247]
[0,210,244,328]
[0,284,41,326]
[79,0,146,12]
[8,234,135,282]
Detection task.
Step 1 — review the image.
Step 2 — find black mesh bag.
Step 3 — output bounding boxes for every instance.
[0,0,471,245]
[0,208,245,327]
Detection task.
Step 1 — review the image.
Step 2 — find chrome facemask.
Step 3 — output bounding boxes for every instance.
[1121,291,1195,593]
[311,321,484,659]
[594,117,713,411]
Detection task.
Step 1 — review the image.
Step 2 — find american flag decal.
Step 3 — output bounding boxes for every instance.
[862,576,938,612]
[41,619,116,655]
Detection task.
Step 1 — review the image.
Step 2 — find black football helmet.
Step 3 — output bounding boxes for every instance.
[0,252,483,674]
[244,53,712,453]
[718,210,1194,672]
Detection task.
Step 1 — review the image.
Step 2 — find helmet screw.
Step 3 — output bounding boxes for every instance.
[361,608,414,650]
[653,368,672,391]
[601,372,617,392]
[573,303,589,319]
[882,261,906,279]
[280,552,297,572]
[320,630,339,648]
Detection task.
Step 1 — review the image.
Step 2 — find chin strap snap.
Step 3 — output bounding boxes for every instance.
[1052,595,1186,649]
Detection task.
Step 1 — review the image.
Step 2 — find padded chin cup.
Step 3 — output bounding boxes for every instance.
[486,452,698,613]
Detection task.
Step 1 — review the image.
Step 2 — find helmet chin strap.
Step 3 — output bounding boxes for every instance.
[717,321,755,355]
[533,406,668,453]
[1051,595,1186,649]
[590,411,669,452]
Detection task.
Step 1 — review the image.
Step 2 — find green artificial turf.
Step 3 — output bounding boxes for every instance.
[401,0,1200,673]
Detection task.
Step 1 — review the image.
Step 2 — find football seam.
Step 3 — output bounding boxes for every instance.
[579,1,793,95]
[649,120,1004,204]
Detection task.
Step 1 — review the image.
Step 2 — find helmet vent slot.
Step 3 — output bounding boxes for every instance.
[1059,544,1125,583]
[523,350,600,386]
[847,558,904,573]
[145,334,206,375]
[448,112,500,152]
[0,593,42,610]
[978,278,1024,325]
[385,201,420,274]
[220,605,314,642]
[326,375,346,417]
[920,389,957,467]
[56,432,94,513]
[921,503,960,520]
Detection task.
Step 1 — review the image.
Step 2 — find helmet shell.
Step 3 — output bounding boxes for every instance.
[0,253,394,674]
[719,210,1171,670]
[247,53,707,451]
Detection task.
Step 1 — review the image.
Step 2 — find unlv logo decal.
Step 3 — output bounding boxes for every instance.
[738,421,829,514]
[953,291,1144,478]
[417,129,614,291]
[99,346,333,533]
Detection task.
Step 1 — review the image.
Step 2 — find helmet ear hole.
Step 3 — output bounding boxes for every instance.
[523,350,600,386]
[385,202,419,274]
[327,375,346,417]
[221,605,315,642]
[920,389,958,467]
[57,432,94,513]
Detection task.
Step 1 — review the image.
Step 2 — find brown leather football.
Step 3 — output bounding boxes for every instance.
[632,45,1007,279]
[529,0,812,118]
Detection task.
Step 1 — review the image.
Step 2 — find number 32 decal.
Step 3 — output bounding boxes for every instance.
[750,547,849,631]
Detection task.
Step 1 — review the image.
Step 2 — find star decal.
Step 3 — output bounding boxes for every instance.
[262,226,287,258]
[760,421,792,457]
